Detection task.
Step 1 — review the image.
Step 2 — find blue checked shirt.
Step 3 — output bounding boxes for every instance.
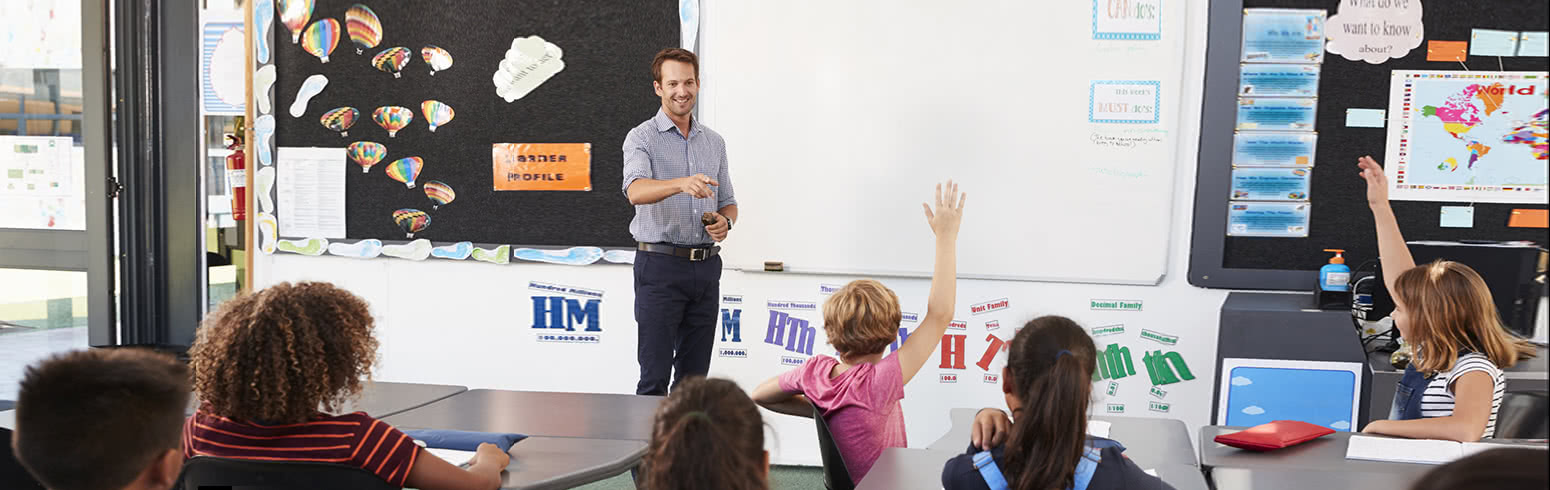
[622,108,736,246]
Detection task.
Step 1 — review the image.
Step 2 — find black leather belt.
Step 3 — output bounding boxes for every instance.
[637,242,721,261]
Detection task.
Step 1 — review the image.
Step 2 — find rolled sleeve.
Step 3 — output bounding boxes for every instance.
[715,142,737,208]
[621,128,653,197]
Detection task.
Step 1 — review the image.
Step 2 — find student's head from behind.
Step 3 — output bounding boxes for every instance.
[822,279,902,361]
[644,377,768,490]
[1411,447,1547,490]
[1392,260,1532,373]
[651,48,700,118]
[999,316,1098,490]
[11,348,190,490]
[189,281,378,424]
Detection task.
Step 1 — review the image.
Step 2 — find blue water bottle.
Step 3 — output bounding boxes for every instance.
[1319,249,1350,292]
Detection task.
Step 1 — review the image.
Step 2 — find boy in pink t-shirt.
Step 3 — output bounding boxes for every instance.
[753,181,965,481]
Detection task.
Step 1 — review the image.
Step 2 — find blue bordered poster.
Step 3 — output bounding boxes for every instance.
[1089,80,1162,124]
[1231,167,1312,201]
[1226,202,1310,237]
[1241,8,1326,64]
[1236,97,1317,131]
[1092,0,1162,40]
[1232,132,1317,167]
[1239,64,1321,97]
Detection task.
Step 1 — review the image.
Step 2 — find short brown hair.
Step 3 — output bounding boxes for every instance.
[823,279,902,357]
[1394,261,1536,375]
[651,48,699,82]
[644,377,766,490]
[12,348,190,490]
[189,281,378,424]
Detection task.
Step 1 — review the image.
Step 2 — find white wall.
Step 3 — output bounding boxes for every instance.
[251,0,1222,466]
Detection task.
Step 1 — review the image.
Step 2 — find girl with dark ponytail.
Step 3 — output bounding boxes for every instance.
[643,377,770,490]
[941,316,1170,490]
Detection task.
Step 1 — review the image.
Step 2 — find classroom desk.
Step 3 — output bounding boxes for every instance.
[184,381,467,418]
[1199,426,1437,475]
[382,389,664,441]
[0,410,12,430]
[927,407,1199,468]
[498,436,648,490]
[1209,467,1419,490]
[857,448,1209,490]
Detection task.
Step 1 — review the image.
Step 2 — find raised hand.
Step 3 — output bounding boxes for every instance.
[921,180,966,240]
[1357,156,1389,208]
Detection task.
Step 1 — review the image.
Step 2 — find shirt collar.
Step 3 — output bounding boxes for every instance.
[653,107,698,136]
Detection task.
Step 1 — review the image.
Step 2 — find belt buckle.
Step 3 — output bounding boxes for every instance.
[689,247,708,261]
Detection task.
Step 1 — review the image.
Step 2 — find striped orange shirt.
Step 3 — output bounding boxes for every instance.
[183,407,421,487]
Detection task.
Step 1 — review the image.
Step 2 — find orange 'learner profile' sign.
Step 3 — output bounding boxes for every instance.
[492,143,592,191]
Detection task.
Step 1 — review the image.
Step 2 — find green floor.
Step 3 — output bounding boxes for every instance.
[573,465,824,490]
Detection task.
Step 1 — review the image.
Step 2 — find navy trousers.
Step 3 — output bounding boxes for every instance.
[634,250,722,396]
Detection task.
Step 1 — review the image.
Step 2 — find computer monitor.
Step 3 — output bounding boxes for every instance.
[1216,358,1364,431]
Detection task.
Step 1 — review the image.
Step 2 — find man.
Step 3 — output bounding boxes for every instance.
[622,48,737,396]
[10,348,190,490]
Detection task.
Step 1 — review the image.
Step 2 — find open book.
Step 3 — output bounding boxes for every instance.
[1345,435,1546,465]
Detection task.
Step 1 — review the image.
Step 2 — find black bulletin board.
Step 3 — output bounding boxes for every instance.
[1190,0,1549,290]
[273,0,676,247]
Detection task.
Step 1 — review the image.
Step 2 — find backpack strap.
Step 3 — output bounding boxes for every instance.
[1070,447,1102,490]
[972,451,1010,490]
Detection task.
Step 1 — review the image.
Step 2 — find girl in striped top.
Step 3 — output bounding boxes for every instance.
[185,282,508,489]
[1354,156,1536,442]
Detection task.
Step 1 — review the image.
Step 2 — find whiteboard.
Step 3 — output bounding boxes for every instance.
[701,0,1188,285]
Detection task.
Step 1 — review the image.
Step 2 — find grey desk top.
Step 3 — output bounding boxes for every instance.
[0,409,12,430]
[1199,426,1438,476]
[383,389,665,441]
[1366,346,1548,380]
[499,436,646,490]
[928,407,1198,468]
[857,448,1208,490]
[185,381,467,418]
[1209,467,1421,490]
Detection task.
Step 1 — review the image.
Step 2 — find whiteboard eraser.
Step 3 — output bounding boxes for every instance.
[764,261,783,272]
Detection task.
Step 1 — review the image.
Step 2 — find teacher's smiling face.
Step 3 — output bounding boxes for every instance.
[653,59,699,118]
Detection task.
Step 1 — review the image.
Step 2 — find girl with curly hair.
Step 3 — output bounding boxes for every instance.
[184,281,507,489]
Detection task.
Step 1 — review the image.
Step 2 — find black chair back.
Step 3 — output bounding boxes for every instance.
[0,428,46,489]
[177,456,399,490]
[1495,390,1549,439]
[810,399,854,490]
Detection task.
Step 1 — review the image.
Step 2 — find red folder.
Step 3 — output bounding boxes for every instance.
[1214,420,1335,451]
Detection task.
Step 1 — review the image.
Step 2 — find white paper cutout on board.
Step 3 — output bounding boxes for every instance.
[680,0,699,50]
[493,36,565,103]
[1325,0,1424,64]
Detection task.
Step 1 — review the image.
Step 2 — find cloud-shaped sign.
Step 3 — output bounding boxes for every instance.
[1326,0,1424,64]
[493,36,565,103]
[1231,376,1254,386]
[1242,405,1266,415]
[1331,420,1351,430]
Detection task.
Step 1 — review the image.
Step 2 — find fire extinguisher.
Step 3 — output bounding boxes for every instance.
[226,132,247,221]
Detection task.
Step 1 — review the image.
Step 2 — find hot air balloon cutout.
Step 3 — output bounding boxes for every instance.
[320,107,359,137]
[347,141,387,173]
[423,180,455,209]
[345,4,382,55]
[301,18,340,63]
[422,45,453,75]
[421,100,454,132]
[372,106,413,137]
[392,208,430,238]
[372,46,411,78]
[386,156,423,188]
[277,0,314,44]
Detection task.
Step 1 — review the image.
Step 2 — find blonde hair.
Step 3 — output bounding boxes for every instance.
[1395,260,1536,375]
[822,280,902,358]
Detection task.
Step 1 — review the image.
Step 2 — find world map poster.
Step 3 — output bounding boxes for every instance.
[1385,70,1548,203]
